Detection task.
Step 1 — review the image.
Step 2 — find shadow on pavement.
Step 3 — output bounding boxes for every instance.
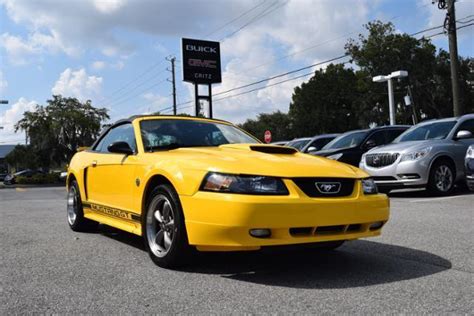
[98,224,452,289]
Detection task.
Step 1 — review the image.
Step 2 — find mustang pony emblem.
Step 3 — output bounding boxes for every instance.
[315,182,341,194]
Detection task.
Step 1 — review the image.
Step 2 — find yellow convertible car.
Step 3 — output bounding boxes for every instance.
[67,115,389,267]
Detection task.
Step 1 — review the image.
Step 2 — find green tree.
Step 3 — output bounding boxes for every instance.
[14,95,109,168]
[345,20,473,122]
[289,64,361,136]
[239,111,293,142]
[5,145,40,170]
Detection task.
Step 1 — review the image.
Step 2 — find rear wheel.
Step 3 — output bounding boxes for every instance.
[428,160,455,196]
[144,184,190,268]
[67,180,97,231]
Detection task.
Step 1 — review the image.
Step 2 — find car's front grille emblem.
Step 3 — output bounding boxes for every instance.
[315,182,341,194]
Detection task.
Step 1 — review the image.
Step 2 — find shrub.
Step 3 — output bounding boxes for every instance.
[16,173,61,185]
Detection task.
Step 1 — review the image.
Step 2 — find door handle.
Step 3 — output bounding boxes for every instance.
[91,160,97,167]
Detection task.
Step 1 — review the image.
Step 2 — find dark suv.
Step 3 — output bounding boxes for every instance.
[310,125,410,166]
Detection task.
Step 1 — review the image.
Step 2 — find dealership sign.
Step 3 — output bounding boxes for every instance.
[182,38,222,84]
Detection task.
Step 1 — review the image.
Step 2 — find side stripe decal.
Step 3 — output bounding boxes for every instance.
[82,202,141,223]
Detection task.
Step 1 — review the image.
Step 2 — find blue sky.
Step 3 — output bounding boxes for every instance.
[1,0,473,144]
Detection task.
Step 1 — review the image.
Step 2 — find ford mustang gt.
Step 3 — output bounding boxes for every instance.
[67,115,389,268]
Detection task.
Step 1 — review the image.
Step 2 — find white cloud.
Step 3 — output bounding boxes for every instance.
[0,97,36,144]
[0,31,78,65]
[92,0,126,14]
[0,71,8,93]
[51,68,103,101]
[91,60,106,70]
[140,92,171,114]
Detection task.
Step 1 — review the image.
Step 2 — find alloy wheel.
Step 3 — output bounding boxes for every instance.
[434,165,453,192]
[146,195,176,258]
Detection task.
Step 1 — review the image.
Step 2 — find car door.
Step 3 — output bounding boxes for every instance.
[87,123,139,213]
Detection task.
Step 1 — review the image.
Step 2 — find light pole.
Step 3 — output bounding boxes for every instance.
[373,70,408,125]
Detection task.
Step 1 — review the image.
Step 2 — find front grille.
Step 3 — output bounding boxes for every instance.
[288,223,368,237]
[365,153,399,168]
[292,177,355,197]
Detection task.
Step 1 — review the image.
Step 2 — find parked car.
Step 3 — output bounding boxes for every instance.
[286,137,312,151]
[465,145,474,191]
[271,140,289,146]
[310,126,410,166]
[359,114,474,195]
[3,169,45,185]
[302,133,340,153]
[0,172,8,182]
[67,115,389,268]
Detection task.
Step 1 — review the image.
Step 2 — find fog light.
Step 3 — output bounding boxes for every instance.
[369,221,384,230]
[398,174,420,179]
[249,229,271,238]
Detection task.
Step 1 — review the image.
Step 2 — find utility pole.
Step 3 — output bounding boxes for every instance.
[166,56,177,115]
[434,0,463,116]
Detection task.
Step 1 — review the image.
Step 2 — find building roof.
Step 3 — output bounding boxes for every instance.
[0,145,16,159]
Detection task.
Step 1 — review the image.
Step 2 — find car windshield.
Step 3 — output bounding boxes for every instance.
[322,131,367,150]
[393,120,457,142]
[140,119,258,151]
[287,138,311,151]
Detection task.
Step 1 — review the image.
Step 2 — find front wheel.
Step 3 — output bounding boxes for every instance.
[144,184,190,268]
[428,160,455,196]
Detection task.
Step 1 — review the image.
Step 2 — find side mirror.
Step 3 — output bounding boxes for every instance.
[307,146,318,153]
[364,139,377,150]
[107,141,134,155]
[455,130,472,140]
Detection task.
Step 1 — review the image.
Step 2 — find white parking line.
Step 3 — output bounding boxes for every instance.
[409,195,473,203]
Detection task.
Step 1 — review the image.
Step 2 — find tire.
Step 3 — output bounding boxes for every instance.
[427,159,455,196]
[143,184,190,268]
[67,180,98,231]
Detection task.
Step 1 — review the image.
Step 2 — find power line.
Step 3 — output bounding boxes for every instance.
[99,60,166,103]
[203,0,269,38]
[108,78,168,108]
[218,0,288,41]
[171,22,470,112]
[102,68,168,107]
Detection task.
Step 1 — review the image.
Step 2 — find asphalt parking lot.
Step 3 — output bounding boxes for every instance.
[1,186,473,314]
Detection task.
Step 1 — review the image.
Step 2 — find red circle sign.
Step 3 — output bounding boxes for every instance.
[264,130,272,143]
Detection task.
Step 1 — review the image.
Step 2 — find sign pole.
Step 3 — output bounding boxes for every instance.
[194,83,199,116]
[208,84,213,119]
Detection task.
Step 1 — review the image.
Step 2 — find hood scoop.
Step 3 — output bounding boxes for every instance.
[220,144,297,154]
[249,145,297,154]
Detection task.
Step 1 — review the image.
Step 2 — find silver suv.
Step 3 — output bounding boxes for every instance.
[359,114,474,195]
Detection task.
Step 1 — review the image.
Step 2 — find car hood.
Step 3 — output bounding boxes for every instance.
[149,144,367,178]
[365,140,444,154]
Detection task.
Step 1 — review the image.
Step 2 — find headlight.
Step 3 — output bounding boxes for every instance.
[200,172,289,195]
[327,153,343,160]
[467,146,474,159]
[362,178,378,195]
[400,147,431,162]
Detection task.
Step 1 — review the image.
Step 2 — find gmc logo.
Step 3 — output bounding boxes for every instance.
[186,45,217,53]
[188,58,217,69]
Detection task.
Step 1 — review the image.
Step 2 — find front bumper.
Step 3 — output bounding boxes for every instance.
[359,156,430,189]
[466,159,474,190]
[180,179,389,251]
